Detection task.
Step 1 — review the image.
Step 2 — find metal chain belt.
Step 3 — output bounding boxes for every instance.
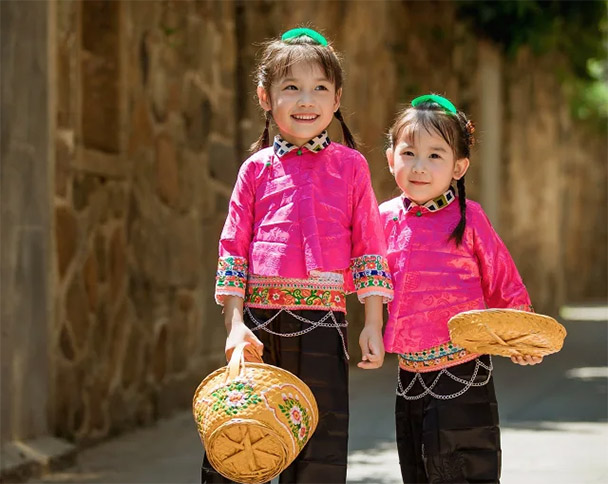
[244,306,350,360]
[396,356,493,400]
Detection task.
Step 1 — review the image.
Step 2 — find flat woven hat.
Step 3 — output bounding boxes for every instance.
[448,309,567,358]
[193,343,319,484]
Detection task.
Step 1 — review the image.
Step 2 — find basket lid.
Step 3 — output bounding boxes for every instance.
[448,308,567,358]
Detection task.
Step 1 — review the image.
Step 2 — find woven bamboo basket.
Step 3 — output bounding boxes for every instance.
[448,309,567,358]
[193,343,319,484]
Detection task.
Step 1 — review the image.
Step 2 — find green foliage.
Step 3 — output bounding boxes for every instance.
[457,0,607,124]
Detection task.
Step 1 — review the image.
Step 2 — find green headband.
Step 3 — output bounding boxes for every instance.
[281,28,328,46]
[411,94,457,114]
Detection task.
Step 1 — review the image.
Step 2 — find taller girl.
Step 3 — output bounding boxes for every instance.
[203,28,393,483]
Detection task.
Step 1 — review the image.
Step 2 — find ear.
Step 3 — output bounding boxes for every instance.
[333,87,342,112]
[453,157,469,180]
[257,86,271,112]
[386,147,395,174]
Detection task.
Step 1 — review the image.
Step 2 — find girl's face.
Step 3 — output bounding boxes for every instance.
[387,128,469,205]
[257,61,341,146]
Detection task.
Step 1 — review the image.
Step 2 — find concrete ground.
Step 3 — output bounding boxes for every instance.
[33,314,608,484]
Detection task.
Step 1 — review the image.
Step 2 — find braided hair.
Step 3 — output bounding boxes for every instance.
[250,30,356,152]
[387,98,476,246]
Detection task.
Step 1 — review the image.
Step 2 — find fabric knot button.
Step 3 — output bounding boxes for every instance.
[265,162,271,167]
[392,216,398,222]
[416,211,422,217]
[297,149,302,156]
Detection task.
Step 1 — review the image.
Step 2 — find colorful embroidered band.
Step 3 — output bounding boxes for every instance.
[281,28,328,46]
[411,94,457,114]
[350,255,394,303]
[398,340,479,373]
[246,273,347,313]
[215,256,248,304]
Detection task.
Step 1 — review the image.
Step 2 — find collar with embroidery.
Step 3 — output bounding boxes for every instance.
[402,187,456,213]
[272,131,331,157]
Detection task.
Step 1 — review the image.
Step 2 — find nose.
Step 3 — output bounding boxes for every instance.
[298,91,314,107]
[412,158,426,174]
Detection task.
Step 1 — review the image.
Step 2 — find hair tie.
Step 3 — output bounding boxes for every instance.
[465,120,476,147]
[411,94,457,114]
[281,28,328,46]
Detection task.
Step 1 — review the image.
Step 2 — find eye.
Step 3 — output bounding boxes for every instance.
[283,84,298,91]
[315,85,329,91]
[401,150,414,157]
[429,153,442,159]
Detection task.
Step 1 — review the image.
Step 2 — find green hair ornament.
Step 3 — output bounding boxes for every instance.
[281,28,328,46]
[411,94,457,114]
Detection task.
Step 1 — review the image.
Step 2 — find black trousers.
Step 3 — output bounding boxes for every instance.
[395,356,501,484]
[201,307,349,484]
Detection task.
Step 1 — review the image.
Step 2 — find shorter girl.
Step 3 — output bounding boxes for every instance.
[381,94,542,483]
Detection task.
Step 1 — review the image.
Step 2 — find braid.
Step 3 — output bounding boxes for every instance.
[249,111,272,152]
[449,176,467,246]
[334,109,357,150]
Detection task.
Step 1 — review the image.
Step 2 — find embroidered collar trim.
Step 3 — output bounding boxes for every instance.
[272,131,331,157]
[403,187,456,213]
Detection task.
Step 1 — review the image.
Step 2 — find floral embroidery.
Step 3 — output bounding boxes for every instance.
[427,451,466,483]
[350,255,393,301]
[246,273,346,312]
[210,379,261,416]
[216,256,248,303]
[399,340,479,373]
[278,393,312,448]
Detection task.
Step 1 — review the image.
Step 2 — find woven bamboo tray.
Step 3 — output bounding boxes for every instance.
[193,343,319,484]
[448,309,566,358]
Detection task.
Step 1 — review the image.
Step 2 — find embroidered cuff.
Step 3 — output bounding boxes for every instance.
[215,256,248,305]
[350,255,394,303]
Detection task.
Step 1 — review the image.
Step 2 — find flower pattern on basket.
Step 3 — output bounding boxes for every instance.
[262,384,316,452]
[210,379,262,416]
[279,393,312,449]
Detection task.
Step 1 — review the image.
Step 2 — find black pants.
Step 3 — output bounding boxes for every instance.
[201,307,349,484]
[395,356,501,484]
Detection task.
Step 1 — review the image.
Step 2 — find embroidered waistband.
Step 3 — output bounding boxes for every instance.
[398,340,479,373]
[245,273,346,312]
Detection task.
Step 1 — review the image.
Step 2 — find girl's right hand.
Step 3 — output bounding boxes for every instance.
[225,320,264,362]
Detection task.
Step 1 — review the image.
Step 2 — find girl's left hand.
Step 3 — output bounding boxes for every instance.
[358,325,385,370]
[511,354,543,365]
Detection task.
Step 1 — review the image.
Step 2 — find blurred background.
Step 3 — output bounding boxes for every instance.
[1,0,606,482]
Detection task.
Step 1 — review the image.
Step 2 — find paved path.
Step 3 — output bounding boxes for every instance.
[35,318,608,483]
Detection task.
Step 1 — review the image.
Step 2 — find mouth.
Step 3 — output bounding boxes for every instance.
[291,114,319,122]
[409,180,430,186]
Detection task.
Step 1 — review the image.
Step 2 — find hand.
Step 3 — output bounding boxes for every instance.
[358,325,385,369]
[225,321,264,362]
[511,354,543,365]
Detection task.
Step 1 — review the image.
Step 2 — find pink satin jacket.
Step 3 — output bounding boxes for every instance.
[380,194,531,356]
[215,137,393,305]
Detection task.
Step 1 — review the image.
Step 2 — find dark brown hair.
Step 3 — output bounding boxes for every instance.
[387,100,476,246]
[250,34,356,152]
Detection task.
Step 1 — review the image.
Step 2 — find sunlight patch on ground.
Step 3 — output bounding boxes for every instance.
[566,366,608,380]
[559,304,608,321]
[347,442,402,484]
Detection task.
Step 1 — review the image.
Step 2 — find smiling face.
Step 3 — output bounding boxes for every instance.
[387,127,469,205]
[257,61,341,146]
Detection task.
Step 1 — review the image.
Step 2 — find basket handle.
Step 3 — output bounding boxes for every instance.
[227,342,258,381]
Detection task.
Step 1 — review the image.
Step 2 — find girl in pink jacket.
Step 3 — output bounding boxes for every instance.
[381,94,542,483]
[202,28,393,484]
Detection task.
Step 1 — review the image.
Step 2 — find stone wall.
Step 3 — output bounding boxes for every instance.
[51,0,236,442]
[47,0,606,442]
